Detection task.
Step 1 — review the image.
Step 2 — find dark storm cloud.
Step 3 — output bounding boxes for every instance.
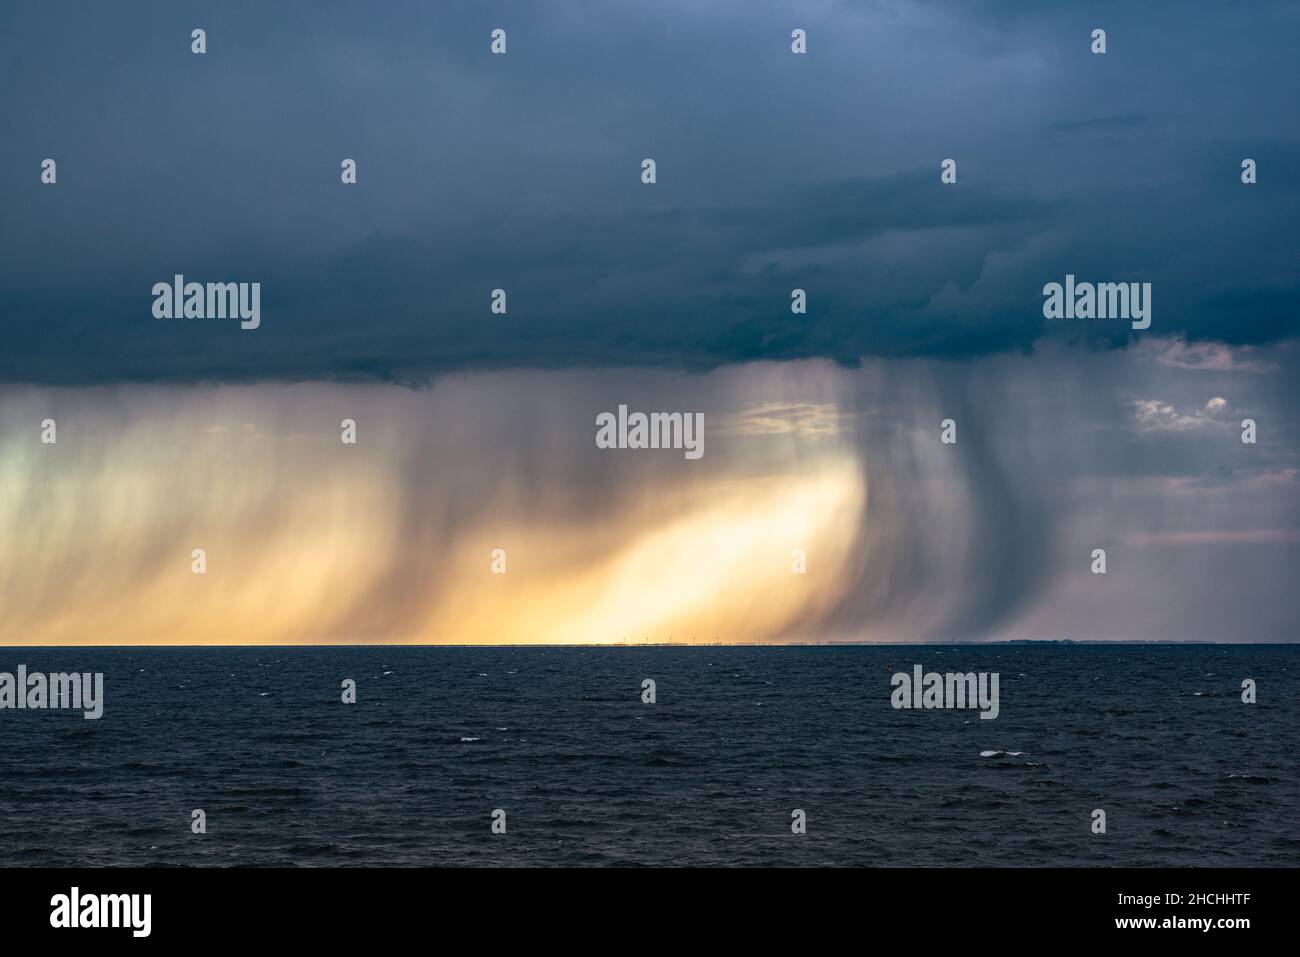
[1,0,1297,384]
[1042,112,1146,136]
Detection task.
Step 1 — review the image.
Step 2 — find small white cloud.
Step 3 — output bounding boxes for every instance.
[1130,398,1226,432]
[714,402,844,438]
[1143,338,1274,373]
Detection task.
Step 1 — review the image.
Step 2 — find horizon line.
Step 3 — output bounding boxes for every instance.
[1,640,1295,649]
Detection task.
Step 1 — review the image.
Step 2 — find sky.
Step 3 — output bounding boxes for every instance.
[1,1,1297,643]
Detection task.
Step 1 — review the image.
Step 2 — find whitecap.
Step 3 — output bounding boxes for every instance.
[460,736,481,742]
[980,750,1026,757]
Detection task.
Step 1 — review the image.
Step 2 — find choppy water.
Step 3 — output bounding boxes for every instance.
[0,645,1295,866]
